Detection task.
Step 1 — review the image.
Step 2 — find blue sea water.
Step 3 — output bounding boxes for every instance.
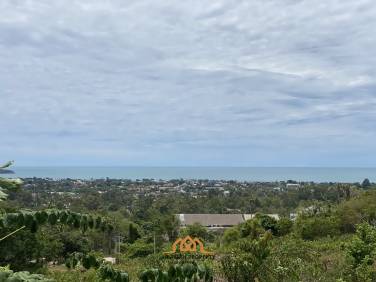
[1,167,375,182]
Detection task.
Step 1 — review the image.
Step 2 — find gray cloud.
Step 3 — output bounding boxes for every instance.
[1,0,376,166]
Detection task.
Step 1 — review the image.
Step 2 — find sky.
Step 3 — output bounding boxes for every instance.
[1,0,376,167]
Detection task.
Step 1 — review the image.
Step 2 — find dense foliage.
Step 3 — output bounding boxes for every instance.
[140,262,213,282]
[2,162,376,281]
[0,265,53,282]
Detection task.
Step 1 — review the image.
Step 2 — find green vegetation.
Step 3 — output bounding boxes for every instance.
[0,161,21,202]
[140,262,213,282]
[2,162,376,281]
[0,265,53,281]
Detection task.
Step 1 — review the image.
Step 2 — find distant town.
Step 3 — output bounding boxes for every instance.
[15,177,371,225]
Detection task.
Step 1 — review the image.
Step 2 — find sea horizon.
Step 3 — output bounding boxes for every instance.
[2,166,375,183]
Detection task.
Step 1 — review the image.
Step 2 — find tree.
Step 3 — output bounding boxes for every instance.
[275,217,293,236]
[256,214,279,235]
[0,161,115,272]
[345,223,376,281]
[220,231,272,282]
[0,228,41,270]
[222,228,240,246]
[160,214,179,241]
[128,223,141,243]
[295,215,340,240]
[124,239,154,258]
[362,178,371,189]
[338,191,376,233]
[180,223,210,241]
[239,219,264,239]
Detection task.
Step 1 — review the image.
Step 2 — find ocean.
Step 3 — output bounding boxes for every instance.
[1,167,375,183]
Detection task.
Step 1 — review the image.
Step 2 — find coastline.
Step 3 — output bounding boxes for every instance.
[3,166,375,183]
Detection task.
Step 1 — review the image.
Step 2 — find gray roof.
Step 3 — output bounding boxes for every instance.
[179,214,244,227]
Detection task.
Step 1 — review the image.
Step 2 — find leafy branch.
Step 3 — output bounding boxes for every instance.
[0,160,22,201]
[0,160,14,169]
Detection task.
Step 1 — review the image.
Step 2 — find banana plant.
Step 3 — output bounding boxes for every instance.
[65,252,101,270]
[140,263,213,282]
[140,268,169,282]
[0,209,114,236]
[0,265,53,282]
[65,252,129,282]
[98,262,129,282]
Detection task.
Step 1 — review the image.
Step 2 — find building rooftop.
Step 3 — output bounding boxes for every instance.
[179,213,280,228]
[179,213,244,227]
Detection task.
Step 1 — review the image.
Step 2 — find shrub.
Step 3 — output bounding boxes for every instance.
[140,262,213,282]
[220,231,272,282]
[0,266,54,282]
[256,214,279,235]
[222,228,240,246]
[180,223,211,241]
[124,239,154,258]
[295,216,340,240]
[276,217,293,236]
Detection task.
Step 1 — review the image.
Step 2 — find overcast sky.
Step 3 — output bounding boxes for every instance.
[1,0,376,167]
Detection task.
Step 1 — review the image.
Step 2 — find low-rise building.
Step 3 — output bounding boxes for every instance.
[286,183,300,189]
[178,213,280,229]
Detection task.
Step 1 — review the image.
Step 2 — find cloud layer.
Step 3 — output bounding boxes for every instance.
[1,0,376,166]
